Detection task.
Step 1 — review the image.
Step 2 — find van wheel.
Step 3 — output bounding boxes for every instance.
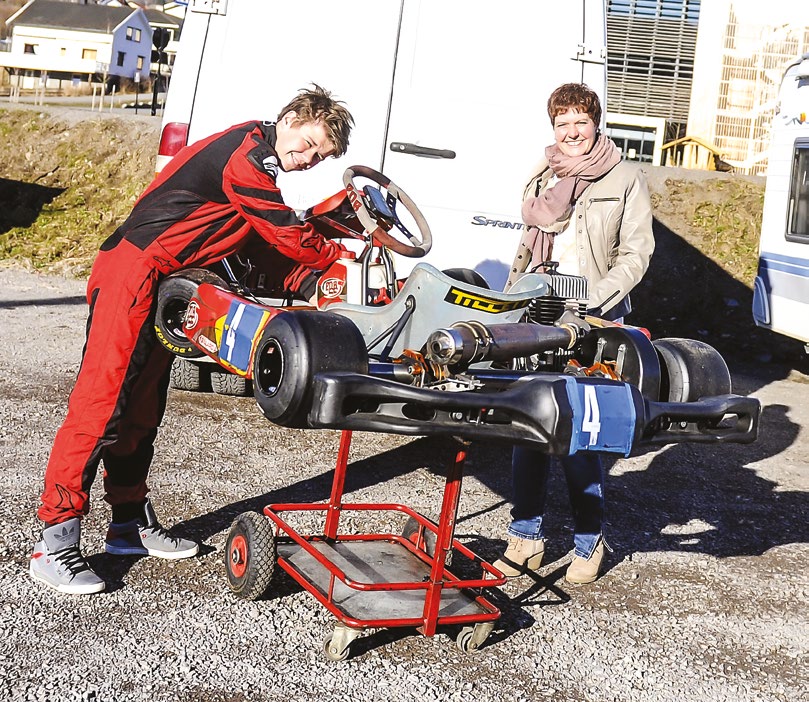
[252,311,368,428]
[155,269,226,358]
[211,370,252,397]
[169,358,211,392]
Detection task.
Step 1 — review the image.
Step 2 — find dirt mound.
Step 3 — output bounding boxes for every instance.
[0,104,803,366]
[0,105,159,277]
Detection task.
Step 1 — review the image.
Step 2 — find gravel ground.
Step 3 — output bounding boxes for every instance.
[0,265,807,702]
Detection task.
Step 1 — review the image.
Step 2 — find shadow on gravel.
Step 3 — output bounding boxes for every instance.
[0,295,87,308]
[605,402,809,561]
[631,218,809,384]
[0,177,64,235]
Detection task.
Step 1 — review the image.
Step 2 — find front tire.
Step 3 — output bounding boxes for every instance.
[155,269,227,358]
[252,311,368,428]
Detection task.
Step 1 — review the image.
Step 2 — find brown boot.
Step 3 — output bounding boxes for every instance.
[565,538,605,584]
[492,536,545,578]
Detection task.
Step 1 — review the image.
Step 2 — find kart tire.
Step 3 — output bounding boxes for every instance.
[652,338,732,402]
[252,311,368,428]
[442,268,490,290]
[211,370,252,397]
[224,511,275,601]
[169,357,211,392]
[155,268,227,358]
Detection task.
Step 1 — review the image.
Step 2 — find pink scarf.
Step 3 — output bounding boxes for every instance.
[520,133,621,271]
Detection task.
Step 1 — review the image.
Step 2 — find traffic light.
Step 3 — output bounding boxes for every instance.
[152,27,170,50]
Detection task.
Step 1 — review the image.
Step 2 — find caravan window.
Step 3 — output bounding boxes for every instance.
[787,139,809,244]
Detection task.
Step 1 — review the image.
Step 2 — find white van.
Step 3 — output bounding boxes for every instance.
[158,0,607,291]
[752,52,809,350]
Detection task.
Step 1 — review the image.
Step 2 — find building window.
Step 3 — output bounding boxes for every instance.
[136,55,144,70]
[117,51,125,67]
[60,47,66,56]
[24,43,36,54]
[126,27,141,42]
[82,48,97,60]
[787,140,809,243]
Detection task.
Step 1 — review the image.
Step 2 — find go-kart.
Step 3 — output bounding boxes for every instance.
[154,166,760,456]
[154,165,760,660]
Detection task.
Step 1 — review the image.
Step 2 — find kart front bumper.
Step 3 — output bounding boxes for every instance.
[308,372,760,456]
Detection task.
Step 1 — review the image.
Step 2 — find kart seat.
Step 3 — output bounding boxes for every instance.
[328,262,548,359]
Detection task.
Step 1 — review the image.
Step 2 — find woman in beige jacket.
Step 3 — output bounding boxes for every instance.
[494,83,654,584]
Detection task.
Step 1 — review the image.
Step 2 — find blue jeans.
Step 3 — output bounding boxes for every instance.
[507,446,604,559]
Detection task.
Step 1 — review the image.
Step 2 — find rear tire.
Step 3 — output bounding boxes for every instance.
[155,269,227,358]
[652,338,732,402]
[442,267,490,289]
[252,311,368,428]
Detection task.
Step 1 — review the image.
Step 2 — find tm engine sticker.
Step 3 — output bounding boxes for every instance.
[565,379,636,456]
[218,301,269,375]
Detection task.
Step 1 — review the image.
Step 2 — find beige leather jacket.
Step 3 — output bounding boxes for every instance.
[506,159,654,319]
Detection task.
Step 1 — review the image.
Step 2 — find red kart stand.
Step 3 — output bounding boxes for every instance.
[226,429,506,661]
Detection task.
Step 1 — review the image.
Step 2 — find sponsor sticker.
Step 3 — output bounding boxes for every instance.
[184,300,200,330]
[197,335,217,354]
[443,287,528,314]
[319,277,345,299]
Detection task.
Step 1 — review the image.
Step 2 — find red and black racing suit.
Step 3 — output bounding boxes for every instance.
[38,120,343,525]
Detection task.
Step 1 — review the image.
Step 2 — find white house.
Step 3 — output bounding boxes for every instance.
[1,0,179,91]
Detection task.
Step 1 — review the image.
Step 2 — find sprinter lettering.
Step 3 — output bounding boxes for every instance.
[471,216,525,229]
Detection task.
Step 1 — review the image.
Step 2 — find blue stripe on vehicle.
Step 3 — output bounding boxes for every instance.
[757,252,809,304]
[564,378,636,456]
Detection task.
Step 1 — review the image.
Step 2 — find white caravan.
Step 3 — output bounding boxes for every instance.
[752,52,809,349]
[158,0,607,291]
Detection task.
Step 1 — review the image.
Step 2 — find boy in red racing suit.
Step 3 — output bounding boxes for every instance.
[29,85,354,595]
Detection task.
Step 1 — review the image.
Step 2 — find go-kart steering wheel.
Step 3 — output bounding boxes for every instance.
[343,165,432,258]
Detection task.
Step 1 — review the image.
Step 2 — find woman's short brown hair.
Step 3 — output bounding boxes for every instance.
[277,84,354,157]
[547,83,602,126]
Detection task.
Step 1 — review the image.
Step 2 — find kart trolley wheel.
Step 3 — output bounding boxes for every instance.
[252,311,368,428]
[155,268,227,358]
[225,511,276,600]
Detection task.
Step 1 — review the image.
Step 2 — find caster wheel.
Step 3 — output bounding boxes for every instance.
[456,626,478,653]
[323,633,351,662]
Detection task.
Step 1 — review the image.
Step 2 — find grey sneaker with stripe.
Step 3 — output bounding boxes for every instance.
[29,517,106,595]
[105,499,199,559]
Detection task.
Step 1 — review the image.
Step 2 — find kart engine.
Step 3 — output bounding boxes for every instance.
[523,271,589,371]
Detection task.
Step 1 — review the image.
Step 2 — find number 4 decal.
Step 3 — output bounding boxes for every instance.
[582,385,601,446]
[224,303,246,363]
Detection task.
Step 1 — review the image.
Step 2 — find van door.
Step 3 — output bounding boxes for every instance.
[163,0,404,203]
[381,0,606,288]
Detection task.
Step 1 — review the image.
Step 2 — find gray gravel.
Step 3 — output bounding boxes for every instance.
[0,264,807,702]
